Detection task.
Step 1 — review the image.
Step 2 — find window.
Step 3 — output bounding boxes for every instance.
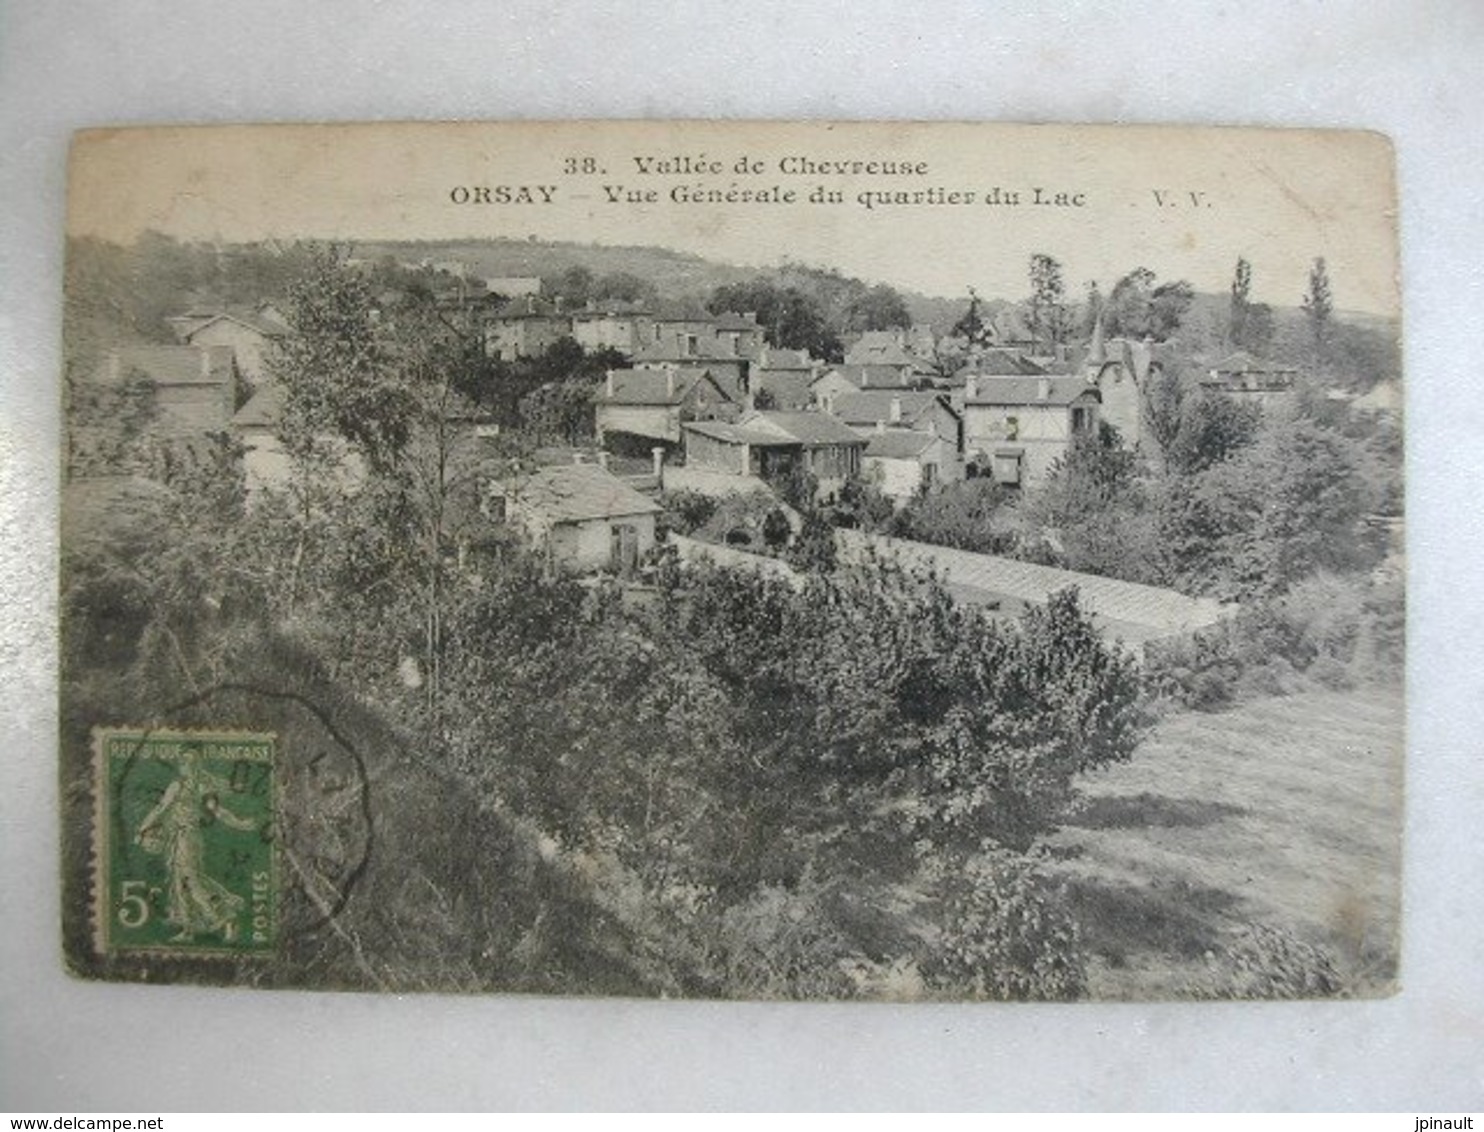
[1005,415,1019,441]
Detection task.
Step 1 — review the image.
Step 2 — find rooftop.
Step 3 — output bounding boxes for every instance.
[511,463,662,524]
[831,390,955,427]
[598,367,730,406]
[864,429,937,460]
[101,345,236,387]
[965,375,1098,407]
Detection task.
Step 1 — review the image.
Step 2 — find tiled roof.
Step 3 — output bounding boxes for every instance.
[831,390,954,428]
[757,347,813,370]
[711,312,761,331]
[683,420,796,447]
[814,364,914,390]
[102,345,235,387]
[598,367,729,406]
[965,375,1097,407]
[512,464,661,524]
[752,369,817,411]
[1204,350,1298,375]
[184,310,290,339]
[232,383,284,428]
[967,350,1047,376]
[845,341,917,368]
[864,429,937,459]
[746,410,867,446]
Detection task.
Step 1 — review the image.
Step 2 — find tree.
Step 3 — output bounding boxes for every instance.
[707,280,841,360]
[1227,257,1274,355]
[546,265,594,307]
[1104,268,1193,341]
[1026,254,1073,350]
[1165,390,1263,476]
[1080,281,1105,338]
[268,245,411,474]
[844,283,912,333]
[1303,256,1334,368]
[1229,257,1252,350]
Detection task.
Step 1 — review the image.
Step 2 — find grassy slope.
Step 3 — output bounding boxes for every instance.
[1048,684,1405,998]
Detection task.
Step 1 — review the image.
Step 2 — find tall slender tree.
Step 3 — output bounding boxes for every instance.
[1303,256,1334,368]
[1026,254,1072,351]
[1229,258,1252,351]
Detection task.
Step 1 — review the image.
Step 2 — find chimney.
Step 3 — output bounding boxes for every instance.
[666,365,676,398]
[889,396,902,424]
[201,348,213,379]
[1038,376,1051,402]
[651,445,665,485]
[606,370,615,397]
[597,451,610,471]
[876,420,887,434]
[966,376,978,400]
[572,451,585,465]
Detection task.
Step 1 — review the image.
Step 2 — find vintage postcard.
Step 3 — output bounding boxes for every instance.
[60,121,1403,999]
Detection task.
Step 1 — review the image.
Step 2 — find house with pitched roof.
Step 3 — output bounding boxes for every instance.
[1072,317,1173,447]
[571,304,652,355]
[231,382,366,500]
[962,374,1100,486]
[862,427,962,500]
[483,296,574,360]
[595,365,737,447]
[750,345,821,411]
[96,345,240,436]
[844,331,933,383]
[826,390,965,496]
[825,390,961,450]
[179,308,291,385]
[504,461,662,575]
[631,314,762,399]
[682,410,866,499]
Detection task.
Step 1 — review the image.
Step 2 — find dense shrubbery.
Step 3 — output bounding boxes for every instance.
[1145,573,1404,710]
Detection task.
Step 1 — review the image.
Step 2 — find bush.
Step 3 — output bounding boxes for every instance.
[1146,572,1404,709]
[659,488,718,536]
[1194,923,1342,999]
[917,849,1086,1001]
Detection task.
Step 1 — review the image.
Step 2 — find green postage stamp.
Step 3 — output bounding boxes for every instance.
[93,729,279,957]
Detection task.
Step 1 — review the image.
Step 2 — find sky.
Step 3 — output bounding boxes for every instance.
[67,121,1400,314]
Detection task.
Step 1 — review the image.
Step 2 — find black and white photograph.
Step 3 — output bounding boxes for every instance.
[57,121,1405,1003]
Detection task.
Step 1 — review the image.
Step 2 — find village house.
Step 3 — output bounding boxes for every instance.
[682,409,866,500]
[862,427,962,500]
[595,365,737,448]
[483,296,574,360]
[96,345,240,436]
[178,308,291,386]
[843,332,931,384]
[825,389,963,452]
[504,461,661,576]
[571,304,652,355]
[230,382,366,501]
[962,374,1100,486]
[1197,350,1300,409]
[750,345,821,411]
[631,313,762,398]
[810,363,917,400]
[1073,319,1170,447]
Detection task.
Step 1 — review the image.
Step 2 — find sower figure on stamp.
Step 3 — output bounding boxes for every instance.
[135,755,257,943]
